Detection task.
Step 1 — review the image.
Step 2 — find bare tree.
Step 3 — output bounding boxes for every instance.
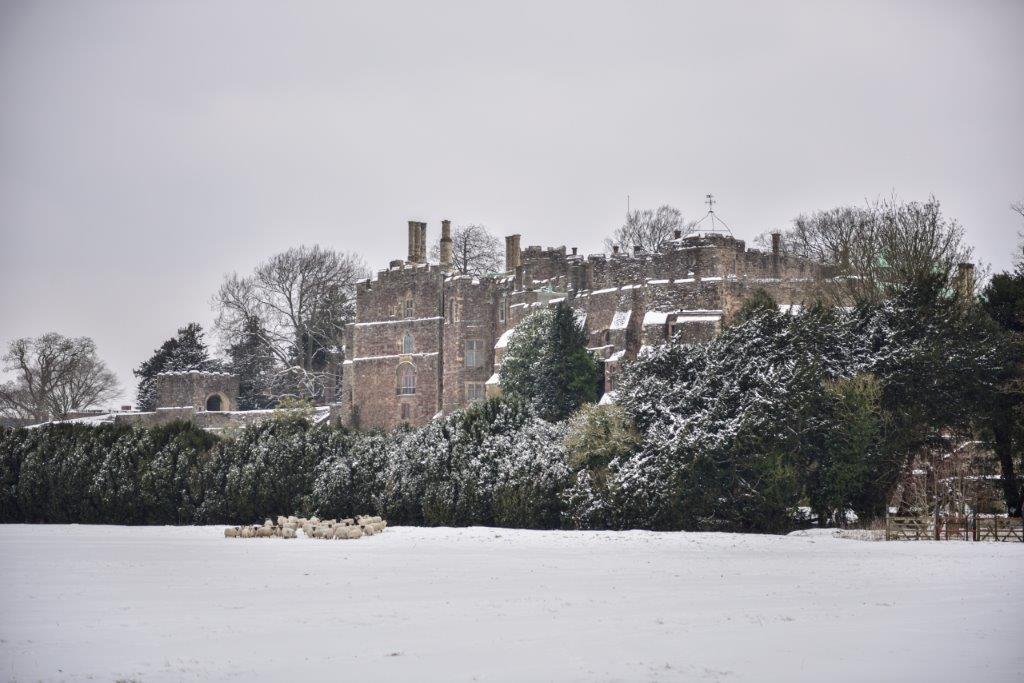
[213,245,368,401]
[429,224,503,275]
[0,334,120,421]
[762,196,973,304]
[605,205,691,254]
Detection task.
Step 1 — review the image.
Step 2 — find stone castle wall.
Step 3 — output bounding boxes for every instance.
[342,221,826,430]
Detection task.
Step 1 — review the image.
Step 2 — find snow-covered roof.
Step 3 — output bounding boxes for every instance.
[598,391,618,405]
[485,372,501,385]
[494,327,516,349]
[605,349,626,363]
[643,311,669,326]
[676,316,721,324]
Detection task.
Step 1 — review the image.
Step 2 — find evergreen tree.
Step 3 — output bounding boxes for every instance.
[227,315,278,410]
[501,304,598,421]
[980,253,1024,515]
[134,323,219,411]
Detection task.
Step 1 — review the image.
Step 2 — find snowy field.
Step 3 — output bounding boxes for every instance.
[1,525,1021,682]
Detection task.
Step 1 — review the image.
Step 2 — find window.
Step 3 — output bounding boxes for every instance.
[404,298,415,318]
[466,382,485,402]
[465,339,483,368]
[498,296,506,323]
[400,403,411,421]
[397,363,416,395]
[402,331,414,354]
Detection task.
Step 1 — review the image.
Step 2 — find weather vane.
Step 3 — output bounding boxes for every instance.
[686,193,733,237]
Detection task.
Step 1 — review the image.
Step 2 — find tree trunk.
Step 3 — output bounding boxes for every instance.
[991,413,1022,517]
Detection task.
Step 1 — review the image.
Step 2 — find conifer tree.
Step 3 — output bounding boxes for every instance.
[501,304,597,421]
[134,323,220,411]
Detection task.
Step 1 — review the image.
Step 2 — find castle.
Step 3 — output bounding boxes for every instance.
[339,219,823,430]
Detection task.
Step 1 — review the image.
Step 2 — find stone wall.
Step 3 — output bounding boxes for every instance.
[342,222,826,430]
[154,372,240,412]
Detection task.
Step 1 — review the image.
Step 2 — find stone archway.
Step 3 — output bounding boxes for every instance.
[205,394,224,412]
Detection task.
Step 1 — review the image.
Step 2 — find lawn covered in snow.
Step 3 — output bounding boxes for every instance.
[1,525,1021,682]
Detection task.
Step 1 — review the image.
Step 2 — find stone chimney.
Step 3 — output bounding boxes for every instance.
[673,229,682,239]
[505,234,522,271]
[612,245,620,255]
[407,220,427,263]
[956,262,975,301]
[571,247,578,256]
[439,219,453,271]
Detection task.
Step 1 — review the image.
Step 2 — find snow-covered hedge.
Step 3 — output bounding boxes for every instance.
[0,282,1009,531]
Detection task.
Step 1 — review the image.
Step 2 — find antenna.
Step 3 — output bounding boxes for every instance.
[627,194,630,214]
[686,192,733,237]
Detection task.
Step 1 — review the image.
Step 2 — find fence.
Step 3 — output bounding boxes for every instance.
[885,515,1023,542]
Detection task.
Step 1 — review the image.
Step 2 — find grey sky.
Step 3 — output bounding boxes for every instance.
[1,0,1022,406]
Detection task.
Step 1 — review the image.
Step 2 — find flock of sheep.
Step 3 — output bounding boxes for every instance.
[223,515,387,540]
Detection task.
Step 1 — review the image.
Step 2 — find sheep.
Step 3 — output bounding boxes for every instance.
[240,526,254,538]
[224,527,239,538]
[309,516,320,525]
[361,525,375,537]
[276,515,288,527]
[314,526,332,540]
[333,526,350,539]
[346,527,363,539]
[256,526,274,538]
[281,527,296,539]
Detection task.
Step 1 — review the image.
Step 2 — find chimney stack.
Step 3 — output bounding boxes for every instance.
[771,232,781,256]
[612,245,620,255]
[440,219,453,271]
[505,234,522,271]
[571,247,578,256]
[956,262,975,301]
[673,229,682,239]
[407,220,427,263]
[514,265,525,290]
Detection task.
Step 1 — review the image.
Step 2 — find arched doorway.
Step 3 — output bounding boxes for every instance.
[205,394,223,412]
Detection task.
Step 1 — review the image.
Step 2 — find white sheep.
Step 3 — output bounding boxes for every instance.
[346,527,363,539]
[361,525,375,537]
[281,527,296,539]
[256,526,273,538]
[333,526,349,539]
[224,527,239,538]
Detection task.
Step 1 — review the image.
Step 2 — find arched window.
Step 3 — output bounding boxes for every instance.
[402,331,414,354]
[397,363,416,395]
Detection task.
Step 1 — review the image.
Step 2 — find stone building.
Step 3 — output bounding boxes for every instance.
[340,218,825,430]
[155,371,240,412]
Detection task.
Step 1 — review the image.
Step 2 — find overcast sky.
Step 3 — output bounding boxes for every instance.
[1,0,1022,406]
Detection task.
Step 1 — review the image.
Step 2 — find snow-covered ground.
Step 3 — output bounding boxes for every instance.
[1,525,1021,682]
